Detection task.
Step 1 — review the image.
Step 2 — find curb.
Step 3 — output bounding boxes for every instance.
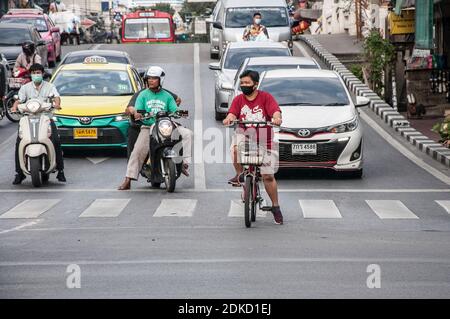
[299,35,450,168]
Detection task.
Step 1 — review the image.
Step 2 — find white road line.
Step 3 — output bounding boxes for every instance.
[294,41,311,58]
[299,200,342,219]
[436,201,450,215]
[366,200,419,219]
[0,188,449,193]
[86,157,110,165]
[194,43,206,190]
[227,199,267,218]
[91,44,102,50]
[153,199,197,217]
[1,257,450,267]
[360,110,450,185]
[79,199,131,218]
[0,199,60,219]
[0,220,41,235]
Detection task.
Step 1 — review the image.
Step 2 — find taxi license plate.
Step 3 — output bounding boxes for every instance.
[292,143,317,155]
[73,128,98,139]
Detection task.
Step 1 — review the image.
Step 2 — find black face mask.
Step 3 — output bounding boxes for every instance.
[240,85,256,96]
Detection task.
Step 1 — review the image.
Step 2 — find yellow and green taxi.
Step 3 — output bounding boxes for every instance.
[50,56,144,148]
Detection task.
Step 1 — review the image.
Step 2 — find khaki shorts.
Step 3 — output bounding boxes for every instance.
[231,133,279,175]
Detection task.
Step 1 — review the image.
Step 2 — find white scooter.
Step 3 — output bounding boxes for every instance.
[16,97,57,187]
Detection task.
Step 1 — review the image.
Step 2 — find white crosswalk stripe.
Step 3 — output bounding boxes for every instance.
[0,199,60,219]
[228,199,267,218]
[153,199,197,217]
[79,199,131,218]
[299,200,342,219]
[436,201,450,215]
[366,200,419,219]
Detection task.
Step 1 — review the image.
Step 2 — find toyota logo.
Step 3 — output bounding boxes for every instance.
[298,129,311,137]
[79,117,92,125]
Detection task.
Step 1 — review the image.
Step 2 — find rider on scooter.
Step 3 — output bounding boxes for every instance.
[13,41,42,75]
[11,63,66,185]
[118,66,192,190]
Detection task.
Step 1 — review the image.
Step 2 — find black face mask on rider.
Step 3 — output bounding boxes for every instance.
[240,84,257,96]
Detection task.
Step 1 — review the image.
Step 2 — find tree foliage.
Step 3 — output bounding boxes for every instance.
[363,29,395,96]
[179,2,215,20]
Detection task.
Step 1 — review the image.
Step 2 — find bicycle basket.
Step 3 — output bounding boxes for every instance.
[237,141,264,166]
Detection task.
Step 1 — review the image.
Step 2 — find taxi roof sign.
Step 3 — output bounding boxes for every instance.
[83,56,108,64]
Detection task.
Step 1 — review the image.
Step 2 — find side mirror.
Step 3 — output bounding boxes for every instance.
[355,96,370,108]
[221,82,233,91]
[213,22,223,30]
[208,62,221,71]
[51,27,60,33]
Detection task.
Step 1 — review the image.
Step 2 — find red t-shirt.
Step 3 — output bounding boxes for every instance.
[228,90,281,149]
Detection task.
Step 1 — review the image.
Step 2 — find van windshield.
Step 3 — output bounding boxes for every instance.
[225,7,289,28]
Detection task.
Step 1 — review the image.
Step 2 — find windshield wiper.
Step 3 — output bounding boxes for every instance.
[279,102,315,106]
[323,102,348,106]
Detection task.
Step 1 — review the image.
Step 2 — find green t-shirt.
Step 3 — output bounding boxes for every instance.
[135,89,178,126]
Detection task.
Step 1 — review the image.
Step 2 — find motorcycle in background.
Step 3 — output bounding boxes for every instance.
[4,67,31,123]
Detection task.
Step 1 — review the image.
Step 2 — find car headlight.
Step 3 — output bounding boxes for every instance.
[158,120,173,138]
[327,117,358,133]
[114,114,129,122]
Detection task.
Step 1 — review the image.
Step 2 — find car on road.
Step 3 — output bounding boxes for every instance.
[208,41,291,120]
[50,56,144,149]
[212,0,293,57]
[228,56,321,105]
[0,9,62,67]
[258,69,370,177]
[0,23,48,69]
[59,50,134,66]
[207,0,223,59]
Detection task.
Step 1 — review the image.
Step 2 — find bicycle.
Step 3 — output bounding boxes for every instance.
[231,120,276,228]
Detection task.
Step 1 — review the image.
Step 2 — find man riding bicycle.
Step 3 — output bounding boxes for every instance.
[223,70,283,225]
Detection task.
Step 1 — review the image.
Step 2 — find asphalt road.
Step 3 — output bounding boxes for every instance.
[0,42,449,298]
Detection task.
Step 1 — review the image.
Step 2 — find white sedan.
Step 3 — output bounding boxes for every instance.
[258,69,370,177]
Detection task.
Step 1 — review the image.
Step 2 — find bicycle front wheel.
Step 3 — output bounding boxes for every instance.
[244,175,253,228]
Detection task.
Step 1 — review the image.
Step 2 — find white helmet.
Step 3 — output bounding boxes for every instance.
[145,66,165,87]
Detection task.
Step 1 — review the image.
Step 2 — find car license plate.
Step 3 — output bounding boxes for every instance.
[73,128,98,139]
[292,143,317,155]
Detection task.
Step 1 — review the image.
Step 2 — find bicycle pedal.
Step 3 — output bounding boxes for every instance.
[261,206,273,212]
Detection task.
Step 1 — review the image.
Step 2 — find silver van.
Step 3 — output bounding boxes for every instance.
[212,0,292,57]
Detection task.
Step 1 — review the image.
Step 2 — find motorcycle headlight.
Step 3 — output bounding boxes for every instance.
[26,100,41,113]
[327,117,358,133]
[158,120,173,138]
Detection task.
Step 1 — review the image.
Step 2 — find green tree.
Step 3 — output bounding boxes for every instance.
[179,2,215,20]
[363,29,395,96]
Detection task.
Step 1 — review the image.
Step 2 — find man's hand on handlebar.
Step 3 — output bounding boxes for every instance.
[223,114,237,126]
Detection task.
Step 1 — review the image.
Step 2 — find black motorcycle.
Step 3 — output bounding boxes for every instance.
[138,110,189,193]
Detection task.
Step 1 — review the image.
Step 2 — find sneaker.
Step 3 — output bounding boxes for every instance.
[12,173,26,185]
[271,206,284,225]
[56,170,66,182]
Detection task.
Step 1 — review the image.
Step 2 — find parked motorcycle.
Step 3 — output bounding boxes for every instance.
[4,67,31,123]
[15,96,57,187]
[138,109,189,193]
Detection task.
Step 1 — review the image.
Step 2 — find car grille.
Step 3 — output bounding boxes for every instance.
[278,140,348,165]
[58,127,125,145]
